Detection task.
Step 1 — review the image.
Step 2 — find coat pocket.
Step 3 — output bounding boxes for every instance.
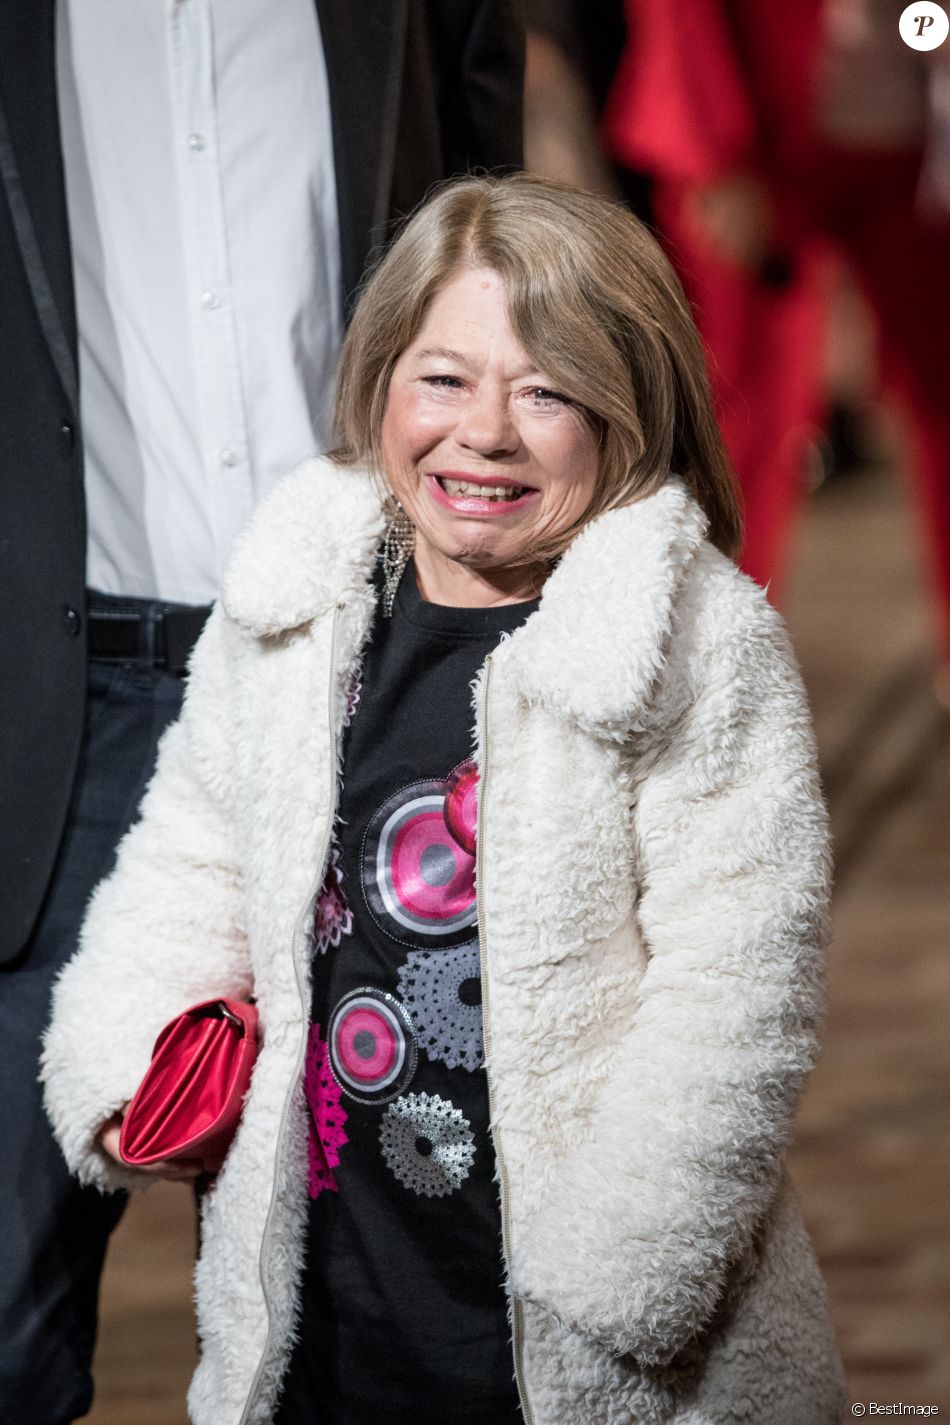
[520,1297,706,1425]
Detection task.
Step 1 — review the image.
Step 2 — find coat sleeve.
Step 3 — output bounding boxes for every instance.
[514,579,832,1365]
[41,606,253,1193]
[426,0,525,175]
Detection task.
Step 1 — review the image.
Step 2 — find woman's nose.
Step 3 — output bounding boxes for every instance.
[454,387,518,457]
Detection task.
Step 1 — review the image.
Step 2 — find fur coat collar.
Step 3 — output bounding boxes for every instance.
[222,456,709,737]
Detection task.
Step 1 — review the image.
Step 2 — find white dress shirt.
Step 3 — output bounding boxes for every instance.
[56,0,342,603]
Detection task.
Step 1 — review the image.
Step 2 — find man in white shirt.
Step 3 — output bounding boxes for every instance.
[0,2,523,1419]
[58,0,345,605]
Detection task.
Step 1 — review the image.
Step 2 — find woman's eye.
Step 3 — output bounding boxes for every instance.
[526,387,569,407]
[422,375,464,391]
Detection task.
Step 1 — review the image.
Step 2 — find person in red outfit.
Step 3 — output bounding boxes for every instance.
[605,0,950,687]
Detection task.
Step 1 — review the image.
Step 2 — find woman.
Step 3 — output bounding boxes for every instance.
[42,174,848,1425]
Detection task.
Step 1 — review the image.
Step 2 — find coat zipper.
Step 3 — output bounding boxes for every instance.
[476,655,535,1425]
[237,601,344,1425]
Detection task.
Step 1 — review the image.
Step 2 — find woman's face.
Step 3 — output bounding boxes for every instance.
[381,267,600,580]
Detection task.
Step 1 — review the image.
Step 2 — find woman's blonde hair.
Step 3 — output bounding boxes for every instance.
[333,173,742,561]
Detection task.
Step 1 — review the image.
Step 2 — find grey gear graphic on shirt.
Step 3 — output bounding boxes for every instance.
[379,1091,476,1198]
[396,942,485,1072]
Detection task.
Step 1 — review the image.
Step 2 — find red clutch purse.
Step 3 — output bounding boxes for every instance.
[119,998,259,1174]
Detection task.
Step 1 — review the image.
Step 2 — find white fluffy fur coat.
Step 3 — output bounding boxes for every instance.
[42,457,848,1425]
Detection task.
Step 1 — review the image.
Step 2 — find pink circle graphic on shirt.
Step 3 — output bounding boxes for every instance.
[444,760,479,855]
[390,810,472,918]
[362,780,477,946]
[328,988,417,1104]
[337,1006,397,1080]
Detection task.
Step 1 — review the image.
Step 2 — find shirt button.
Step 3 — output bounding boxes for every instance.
[188,133,206,151]
[62,604,82,637]
[219,447,238,467]
[201,290,221,310]
[60,420,75,448]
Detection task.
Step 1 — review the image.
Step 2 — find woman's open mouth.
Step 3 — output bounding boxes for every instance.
[427,473,538,515]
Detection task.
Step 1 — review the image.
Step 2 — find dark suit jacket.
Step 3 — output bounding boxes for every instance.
[0,0,523,960]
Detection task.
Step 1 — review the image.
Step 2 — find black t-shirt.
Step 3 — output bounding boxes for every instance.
[275,558,538,1425]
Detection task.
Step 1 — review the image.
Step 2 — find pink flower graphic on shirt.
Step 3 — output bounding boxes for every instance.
[304,1026,348,1199]
[313,844,354,955]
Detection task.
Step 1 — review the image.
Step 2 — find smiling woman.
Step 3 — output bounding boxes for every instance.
[377,265,601,606]
[43,173,847,1425]
[333,172,742,593]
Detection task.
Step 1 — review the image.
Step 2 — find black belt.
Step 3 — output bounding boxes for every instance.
[87,603,212,675]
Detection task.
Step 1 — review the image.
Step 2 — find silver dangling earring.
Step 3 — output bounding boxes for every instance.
[381,500,415,618]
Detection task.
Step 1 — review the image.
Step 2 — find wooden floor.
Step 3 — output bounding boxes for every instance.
[85,466,950,1422]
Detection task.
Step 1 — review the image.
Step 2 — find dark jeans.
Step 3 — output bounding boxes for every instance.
[0,594,189,1425]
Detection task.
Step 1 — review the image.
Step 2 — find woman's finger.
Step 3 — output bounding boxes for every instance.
[96,1119,203,1179]
[137,1158,204,1180]
[97,1119,126,1165]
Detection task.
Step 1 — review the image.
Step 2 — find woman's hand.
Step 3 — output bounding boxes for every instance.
[97,1113,204,1182]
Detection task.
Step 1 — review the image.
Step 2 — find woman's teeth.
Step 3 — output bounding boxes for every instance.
[438,478,525,501]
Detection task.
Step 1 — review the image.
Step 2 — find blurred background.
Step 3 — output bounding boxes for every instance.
[86,1,949,1418]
